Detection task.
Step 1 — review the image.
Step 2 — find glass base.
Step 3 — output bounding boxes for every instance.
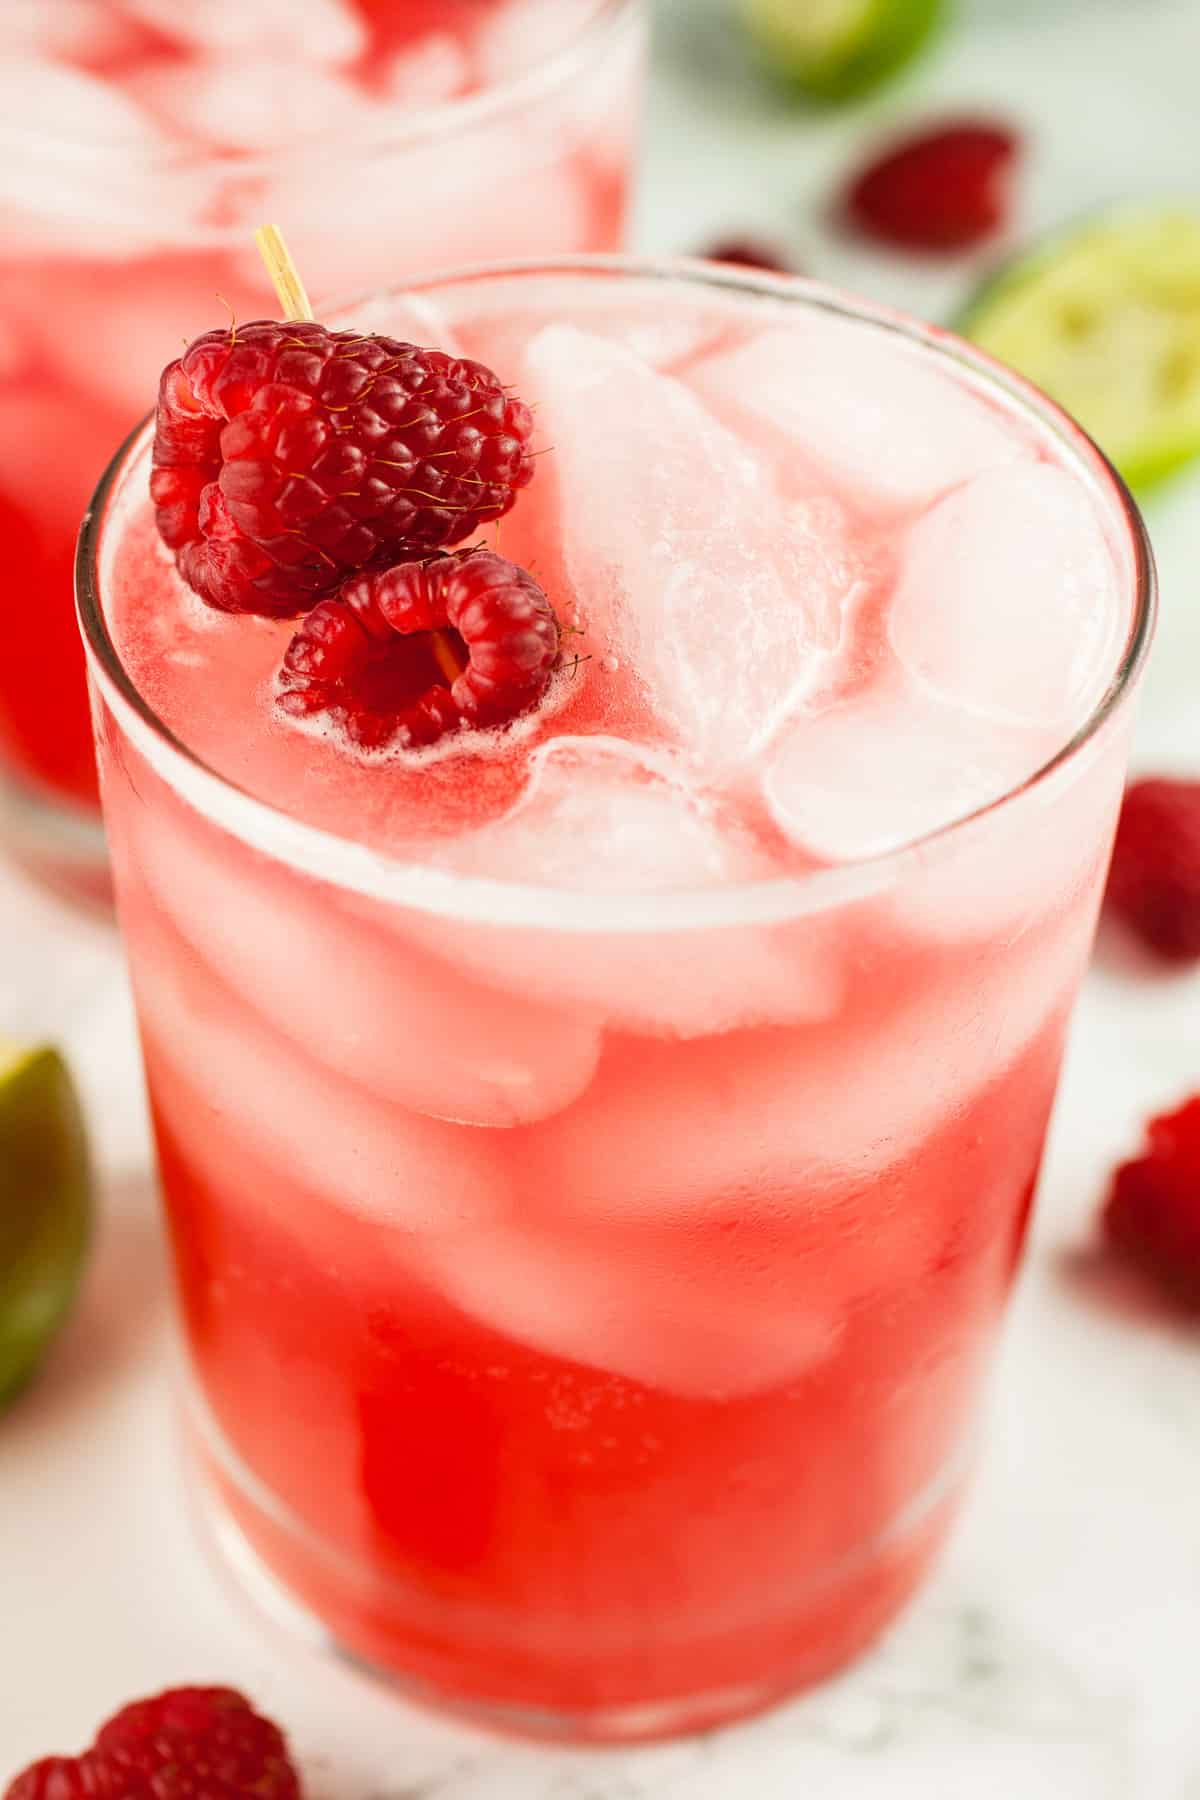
[0,766,111,911]
[182,1389,970,1747]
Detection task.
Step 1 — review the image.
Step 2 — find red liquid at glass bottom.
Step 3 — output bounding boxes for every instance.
[146,1015,1056,1739]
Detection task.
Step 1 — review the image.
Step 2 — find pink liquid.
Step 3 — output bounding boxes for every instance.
[0,0,642,841]
[88,268,1142,1739]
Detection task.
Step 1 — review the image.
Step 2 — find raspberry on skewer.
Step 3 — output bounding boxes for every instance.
[149,227,562,752]
[150,225,537,619]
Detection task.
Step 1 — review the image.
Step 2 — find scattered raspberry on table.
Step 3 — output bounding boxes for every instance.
[1103,1096,1200,1309]
[4,1687,301,1800]
[1105,777,1200,963]
[843,120,1019,252]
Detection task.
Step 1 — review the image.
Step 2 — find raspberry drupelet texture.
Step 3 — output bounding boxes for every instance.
[1105,777,1200,963]
[277,547,561,751]
[5,1760,94,1800]
[844,121,1019,252]
[3,1687,300,1800]
[1104,1096,1200,1309]
[151,320,536,618]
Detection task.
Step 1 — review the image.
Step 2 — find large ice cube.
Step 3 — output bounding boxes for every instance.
[0,54,161,144]
[411,737,844,1037]
[0,57,208,260]
[419,1216,840,1399]
[888,464,1124,729]
[528,920,1079,1225]
[472,0,599,84]
[441,737,756,892]
[132,921,510,1232]
[118,0,365,64]
[688,319,1025,510]
[762,672,1117,939]
[762,678,1043,864]
[1,0,136,60]
[259,132,591,294]
[525,326,849,768]
[129,54,372,153]
[125,798,601,1129]
[381,34,471,106]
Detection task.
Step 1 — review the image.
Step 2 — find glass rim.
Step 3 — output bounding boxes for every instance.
[77,254,1157,934]
[5,0,639,165]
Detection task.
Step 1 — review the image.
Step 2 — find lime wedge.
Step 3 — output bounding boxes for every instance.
[0,1042,91,1408]
[960,208,1200,491]
[741,0,946,102]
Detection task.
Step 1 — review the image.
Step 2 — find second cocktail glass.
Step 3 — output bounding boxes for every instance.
[0,0,645,902]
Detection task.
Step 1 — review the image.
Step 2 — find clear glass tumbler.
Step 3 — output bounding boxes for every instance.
[0,0,645,904]
[78,260,1154,1744]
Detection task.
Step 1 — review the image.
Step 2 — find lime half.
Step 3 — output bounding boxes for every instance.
[960,208,1200,491]
[741,0,946,103]
[0,1043,91,1408]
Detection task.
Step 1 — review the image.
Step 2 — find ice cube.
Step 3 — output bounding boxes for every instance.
[1,0,137,61]
[472,0,598,85]
[528,918,1081,1226]
[118,0,366,64]
[442,737,753,892]
[688,319,1026,510]
[0,56,208,260]
[888,464,1124,729]
[128,54,373,152]
[525,326,849,768]
[126,798,601,1129]
[410,737,844,1037]
[381,34,471,107]
[0,54,160,144]
[419,1216,840,1398]
[762,677,1044,864]
[761,671,1115,939]
[260,130,591,292]
[132,921,510,1231]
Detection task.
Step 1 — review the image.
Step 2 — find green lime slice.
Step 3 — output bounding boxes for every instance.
[741,0,946,102]
[960,207,1200,492]
[0,1042,92,1408]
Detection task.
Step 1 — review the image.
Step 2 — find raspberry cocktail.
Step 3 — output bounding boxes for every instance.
[78,258,1152,1742]
[0,0,644,903]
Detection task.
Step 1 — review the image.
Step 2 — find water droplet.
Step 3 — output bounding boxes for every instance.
[600,654,620,675]
[566,609,585,632]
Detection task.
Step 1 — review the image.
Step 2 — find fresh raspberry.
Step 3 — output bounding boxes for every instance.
[701,237,796,273]
[1105,777,1200,963]
[843,120,1019,251]
[3,1688,300,1800]
[276,547,560,751]
[151,320,536,618]
[1104,1096,1200,1308]
[5,1759,95,1800]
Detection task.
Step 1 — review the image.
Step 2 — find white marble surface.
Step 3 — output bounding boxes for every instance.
[3,1,1200,1792]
